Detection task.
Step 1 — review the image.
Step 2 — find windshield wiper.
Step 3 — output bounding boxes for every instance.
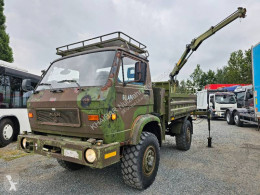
[37,83,63,93]
[39,82,52,87]
[57,80,83,91]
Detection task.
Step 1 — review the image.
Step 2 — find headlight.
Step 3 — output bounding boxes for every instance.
[21,138,27,149]
[85,149,96,163]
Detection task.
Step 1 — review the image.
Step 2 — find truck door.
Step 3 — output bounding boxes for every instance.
[209,94,215,109]
[115,53,153,131]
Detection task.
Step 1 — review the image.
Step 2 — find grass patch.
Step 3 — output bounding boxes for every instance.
[0,149,32,161]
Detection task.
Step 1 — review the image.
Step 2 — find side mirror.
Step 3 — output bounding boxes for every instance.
[210,97,214,103]
[41,70,46,77]
[22,79,33,92]
[245,92,253,100]
[135,62,147,82]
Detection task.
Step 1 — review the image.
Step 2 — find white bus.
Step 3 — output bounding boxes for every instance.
[0,60,40,147]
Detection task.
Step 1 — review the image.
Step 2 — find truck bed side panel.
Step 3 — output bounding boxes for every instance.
[153,81,197,122]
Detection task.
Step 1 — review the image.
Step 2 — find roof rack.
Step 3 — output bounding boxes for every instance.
[56,32,147,56]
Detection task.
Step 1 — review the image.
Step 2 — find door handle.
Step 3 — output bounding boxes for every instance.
[144,90,150,95]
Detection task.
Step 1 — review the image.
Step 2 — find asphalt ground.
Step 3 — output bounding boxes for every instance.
[0,119,259,195]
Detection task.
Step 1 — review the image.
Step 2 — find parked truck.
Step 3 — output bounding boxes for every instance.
[233,85,253,108]
[197,90,237,119]
[226,43,260,128]
[18,8,246,189]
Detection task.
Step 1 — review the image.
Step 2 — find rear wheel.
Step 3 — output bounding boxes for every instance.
[121,132,160,190]
[0,119,15,148]
[175,120,192,151]
[234,112,243,127]
[226,111,234,125]
[57,159,85,171]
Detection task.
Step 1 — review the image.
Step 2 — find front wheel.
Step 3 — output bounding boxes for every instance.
[226,111,234,125]
[234,112,243,127]
[121,132,160,190]
[0,119,15,148]
[175,120,192,151]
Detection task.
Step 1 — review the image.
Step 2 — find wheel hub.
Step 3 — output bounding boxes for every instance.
[3,124,13,140]
[143,146,156,177]
[234,115,239,124]
[227,114,230,122]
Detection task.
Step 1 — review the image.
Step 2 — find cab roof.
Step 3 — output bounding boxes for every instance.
[215,92,235,96]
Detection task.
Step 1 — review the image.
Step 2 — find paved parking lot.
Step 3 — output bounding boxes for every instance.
[0,119,259,194]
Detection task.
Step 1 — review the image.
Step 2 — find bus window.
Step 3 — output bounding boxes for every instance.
[0,75,11,108]
[10,76,22,108]
[0,75,35,108]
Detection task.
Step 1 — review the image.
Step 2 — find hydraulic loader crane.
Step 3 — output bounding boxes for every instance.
[169,7,246,147]
[169,7,247,81]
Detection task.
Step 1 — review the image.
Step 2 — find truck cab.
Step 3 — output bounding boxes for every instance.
[209,92,237,118]
[234,85,254,108]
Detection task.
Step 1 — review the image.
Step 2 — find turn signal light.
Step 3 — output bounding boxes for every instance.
[111,113,117,120]
[28,112,33,118]
[88,115,99,121]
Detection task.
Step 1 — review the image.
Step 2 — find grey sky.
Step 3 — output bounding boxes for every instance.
[4,0,260,81]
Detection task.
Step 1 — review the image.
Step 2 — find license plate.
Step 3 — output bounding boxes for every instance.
[63,149,79,159]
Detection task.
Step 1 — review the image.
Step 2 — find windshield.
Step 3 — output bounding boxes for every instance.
[236,92,245,101]
[36,51,115,91]
[215,95,236,104]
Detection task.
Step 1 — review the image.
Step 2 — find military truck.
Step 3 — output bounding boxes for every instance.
[18,8,246,189]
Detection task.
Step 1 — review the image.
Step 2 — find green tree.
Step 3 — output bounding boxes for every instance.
[224,49,252,84]
[190,49,252,88]
[177,80,187,93]
[215,67,225,83]
[189,64,203,89]
[197,70,217,89]
[0,0,13,62]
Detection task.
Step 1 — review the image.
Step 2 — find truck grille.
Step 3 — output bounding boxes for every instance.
[220,107,230,111]
[36,109,80,127]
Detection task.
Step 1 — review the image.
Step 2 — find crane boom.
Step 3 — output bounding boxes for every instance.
[169,7,246,80]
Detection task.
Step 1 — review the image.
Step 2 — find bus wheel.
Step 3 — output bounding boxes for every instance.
[0,119,15,148]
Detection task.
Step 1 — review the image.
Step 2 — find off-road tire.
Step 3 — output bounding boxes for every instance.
[121,132,160,190]
[234,112,243,127]
[0,119,15,148]
[57,159,85,171]
[175,120,192,151]
[226,111,234,125]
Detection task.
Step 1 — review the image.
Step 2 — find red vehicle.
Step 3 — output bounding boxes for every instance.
[204,84,250,90]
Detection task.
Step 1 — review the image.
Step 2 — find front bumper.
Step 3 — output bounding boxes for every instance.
[212,111,225,118]
[18,134,120,169]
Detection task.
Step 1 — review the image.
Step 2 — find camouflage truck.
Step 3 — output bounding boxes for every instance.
[18,7,246,190]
